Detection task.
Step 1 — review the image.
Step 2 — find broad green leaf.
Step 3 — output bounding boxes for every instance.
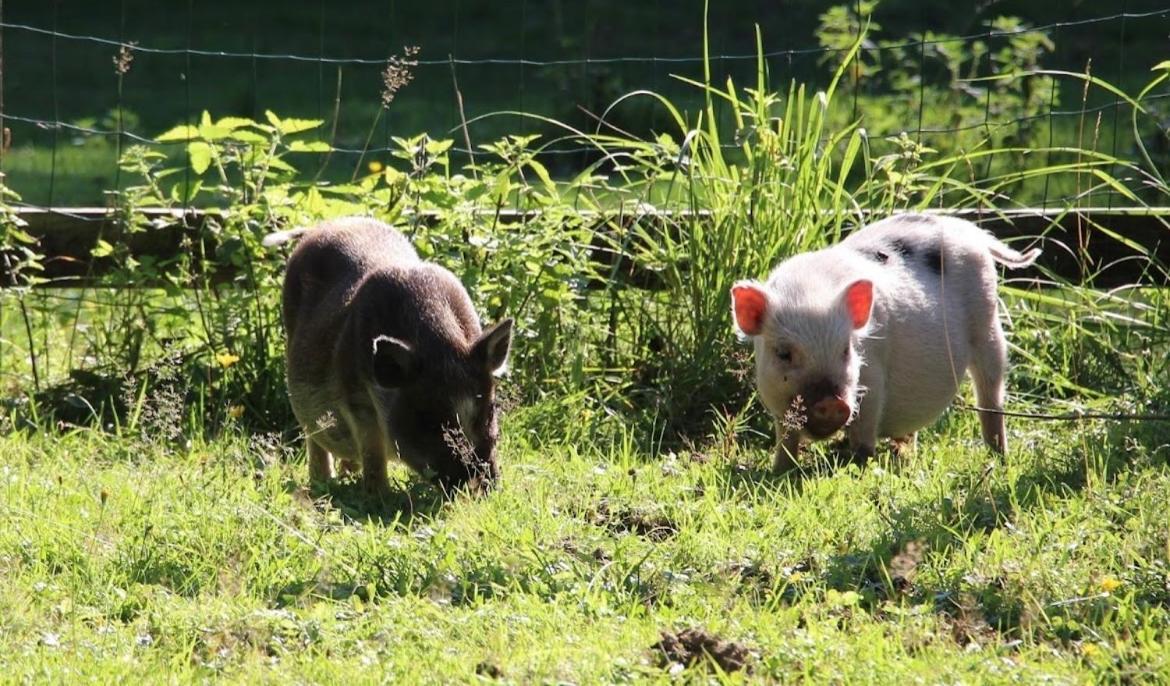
[288,140,331,153]
[265,110,323,135]
[198,123,232,141]
[266,157,298,174]
[228,130,269,145]
[526,159,556,193]
[276,118,324,135]
[187,141,213,175]
[155,124,199,142]
[214,116,255,131]
[425,138,454,155]
[91,239,115,258]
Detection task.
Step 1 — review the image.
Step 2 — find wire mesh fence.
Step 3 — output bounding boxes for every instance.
[1,1,1168,209]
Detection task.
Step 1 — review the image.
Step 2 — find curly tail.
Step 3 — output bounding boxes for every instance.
[261,227,311,248]
[986,238,1041,269]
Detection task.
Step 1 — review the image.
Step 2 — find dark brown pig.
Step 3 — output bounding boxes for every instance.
[266,217,513,496]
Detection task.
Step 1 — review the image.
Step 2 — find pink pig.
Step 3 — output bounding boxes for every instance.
[731,213,1040,470]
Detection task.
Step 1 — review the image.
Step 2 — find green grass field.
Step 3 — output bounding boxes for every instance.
[2,9,1168,679]
[2,393,1168,682]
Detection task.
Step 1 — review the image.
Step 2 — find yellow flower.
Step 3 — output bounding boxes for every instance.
[228,405,245,419]
[1081,642,1101,657]
[367,160,384,173]
[215,352,240,369]
[1099,576,1123,593]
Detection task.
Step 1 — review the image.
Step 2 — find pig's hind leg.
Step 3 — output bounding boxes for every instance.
[968,319,1009,454]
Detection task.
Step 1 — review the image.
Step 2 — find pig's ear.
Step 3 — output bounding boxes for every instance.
[841,279,874,329]
[731,281,769,336]
[473,318,513,377]
[372,335,415,387]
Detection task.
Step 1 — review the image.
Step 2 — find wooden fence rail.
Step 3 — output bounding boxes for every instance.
[2,206,1168,289]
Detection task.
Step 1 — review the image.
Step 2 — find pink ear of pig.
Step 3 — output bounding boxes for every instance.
[842,279,874,329]
[731,281,769,336]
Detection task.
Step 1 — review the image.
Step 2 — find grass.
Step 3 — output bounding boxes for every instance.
[2,13,1168,682]
[2,399,1168,682]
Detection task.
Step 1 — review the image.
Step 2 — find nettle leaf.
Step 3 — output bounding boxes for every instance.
[425,138,454,156]
[287,140,331,153]
[215,116,256,131]
[526,159,556,192]
[264,110,323,135]
[266,157,298,174]
[197,112,232,141]
[228,130,269,145]
[187,141,214,175]
[169,179,203,204]
[91,239,115,258]
[155,124,199,142]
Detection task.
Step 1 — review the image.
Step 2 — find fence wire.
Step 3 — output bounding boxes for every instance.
[0,3,1168,210]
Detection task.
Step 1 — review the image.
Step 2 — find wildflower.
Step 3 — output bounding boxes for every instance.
[1081,642,1101,658]
[367,160,384,173]
[381,46,420,109]
[215,352,240,369]
[228,405,245,419]
[1099,576,1123,593]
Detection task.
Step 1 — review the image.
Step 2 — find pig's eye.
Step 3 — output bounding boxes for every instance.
[776,345,793,364]
[842,344,850,361]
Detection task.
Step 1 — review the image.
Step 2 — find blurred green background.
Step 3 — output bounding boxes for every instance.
[3,0,1169,205]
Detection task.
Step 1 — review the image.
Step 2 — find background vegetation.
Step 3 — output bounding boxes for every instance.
[4,0,1170,204]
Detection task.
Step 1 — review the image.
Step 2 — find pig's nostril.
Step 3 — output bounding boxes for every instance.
[812,398,849,423]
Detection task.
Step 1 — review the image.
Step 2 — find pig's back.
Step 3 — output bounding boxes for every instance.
[844,214,997,437]
[282,218,419,336]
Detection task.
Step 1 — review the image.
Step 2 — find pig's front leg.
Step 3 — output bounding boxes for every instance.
[361,445,392,501]
[772,419,802,472]
[308,438,335,482]
[847,374,883,462]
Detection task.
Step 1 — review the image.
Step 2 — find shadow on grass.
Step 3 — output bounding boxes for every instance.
[293,473,452,527]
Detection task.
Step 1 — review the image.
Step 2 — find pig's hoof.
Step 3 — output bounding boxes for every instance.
[890,434,917,458]
[849,445,875,464]
[362,477,392,504]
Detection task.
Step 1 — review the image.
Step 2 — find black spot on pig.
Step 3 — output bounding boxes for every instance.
[922,247,943,275]
[888,238,913,258]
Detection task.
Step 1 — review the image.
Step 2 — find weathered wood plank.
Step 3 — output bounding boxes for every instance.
[2,206,1167,288]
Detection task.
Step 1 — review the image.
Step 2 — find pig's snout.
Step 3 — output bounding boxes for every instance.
[804,396,851,439]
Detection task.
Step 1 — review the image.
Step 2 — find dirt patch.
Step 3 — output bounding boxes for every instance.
[939,592,999,647]
[887,539,926,594]
[651,627,752,673]
[587,499,678,541]
[475,660,504,679]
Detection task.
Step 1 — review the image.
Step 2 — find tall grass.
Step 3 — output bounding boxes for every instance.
[1,21,1167,447]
